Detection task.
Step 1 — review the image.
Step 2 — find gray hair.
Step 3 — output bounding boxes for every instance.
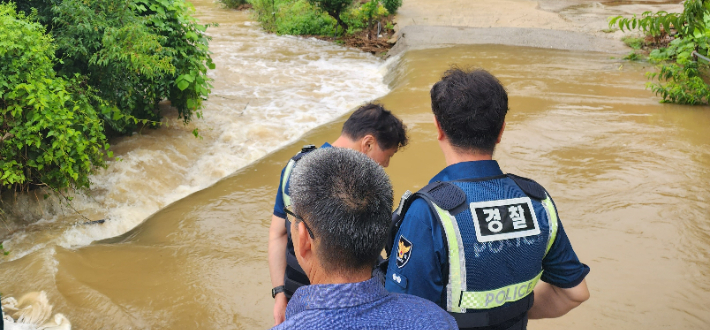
[289,147,393,273]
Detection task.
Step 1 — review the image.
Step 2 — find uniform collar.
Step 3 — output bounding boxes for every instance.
[321,142,332,148]
[286,278,387,315]
[430,160,504,183]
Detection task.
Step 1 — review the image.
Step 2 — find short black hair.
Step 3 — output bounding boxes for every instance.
[341,103,408,151]
[430,68,508,154]
[289,148,393,273]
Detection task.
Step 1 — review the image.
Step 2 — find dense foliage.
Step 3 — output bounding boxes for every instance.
[0,4,109,192]
[610,0,710,105]
[250,0,337,35]
[220,0,249,8]
[249,0,398,36]
[307,0,351,33]
[1,0,214,193]
[382,0,400,15]
[50,0,215,133]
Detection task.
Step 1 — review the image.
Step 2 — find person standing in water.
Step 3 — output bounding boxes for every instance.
[385,68,590,330]
[268,103,408,326]
[272,147,456,330]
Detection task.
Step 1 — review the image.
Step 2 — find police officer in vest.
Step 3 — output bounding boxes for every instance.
[384,68,590,330]
[268,103,408,326]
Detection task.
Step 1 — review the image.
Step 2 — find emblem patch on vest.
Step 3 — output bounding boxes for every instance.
[396,236,413,268]
[470,197,540,243]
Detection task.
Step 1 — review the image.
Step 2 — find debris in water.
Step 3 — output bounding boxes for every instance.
[1,292,71,329]
[82,219,106,225]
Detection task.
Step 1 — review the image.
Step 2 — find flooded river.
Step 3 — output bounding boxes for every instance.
[2,1,710,329]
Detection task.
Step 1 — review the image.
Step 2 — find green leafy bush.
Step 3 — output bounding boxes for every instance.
[277,0,337,35]
[47,0,215,133]
[306,0,352,33]
[382,0,400,15]
[250,0,337,35]
[0,0,215,194]
[609,0,710,105]
[220,0,249,9]
[0,4,109,192]
[341,0,387,35]
[622,36,645,50]
[250,0,398,37]
[136,0,215,124]
[624,51,642,61]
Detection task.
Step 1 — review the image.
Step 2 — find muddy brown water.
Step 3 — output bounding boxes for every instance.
[3,1,710,329]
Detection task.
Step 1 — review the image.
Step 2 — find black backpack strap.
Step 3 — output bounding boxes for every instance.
[417,181,467,213]
[386,190,416,256]
[381,182,466,286]
[506,173,547,200]
[386,181,466,256]
[291,144,317,161]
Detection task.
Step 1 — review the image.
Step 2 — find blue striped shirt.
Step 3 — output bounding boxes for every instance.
[271,277,457,330]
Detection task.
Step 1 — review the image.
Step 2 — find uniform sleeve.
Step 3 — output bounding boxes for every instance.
[541,202,590,288]
[273,166,287,219]
[385,199,448,307]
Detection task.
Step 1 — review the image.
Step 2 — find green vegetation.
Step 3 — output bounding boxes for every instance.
[622,36,645,50]
[1,4,109,192]
[48,0,215,133]
[220,0,249,8]
[624,51,642,61]
[609,0,710,105]
[249,0,399,37]
[1,0,214,193]
[382,0,401,15]
[309,0,352,33]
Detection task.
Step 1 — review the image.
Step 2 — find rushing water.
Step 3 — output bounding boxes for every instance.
[1,1,389,276]
[3,1,710,329]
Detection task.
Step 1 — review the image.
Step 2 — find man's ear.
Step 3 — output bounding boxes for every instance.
[497,122,506,144]
[434,116,445,141]
[294,221,314,272]
[360,134,376,153]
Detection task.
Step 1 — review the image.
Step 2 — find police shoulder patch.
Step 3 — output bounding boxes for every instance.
[470,197,541,243]
[395,235,413,268]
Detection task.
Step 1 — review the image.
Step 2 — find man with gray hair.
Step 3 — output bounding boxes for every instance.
[271,147,456,330]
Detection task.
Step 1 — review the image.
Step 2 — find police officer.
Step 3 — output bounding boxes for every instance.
[385,69,590,330]
[268,103,408,326]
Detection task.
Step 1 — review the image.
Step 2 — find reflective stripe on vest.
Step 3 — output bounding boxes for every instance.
[431,203,466,313]
[281,159,296,208]
[541,195,559,258]
[431,194,559,312]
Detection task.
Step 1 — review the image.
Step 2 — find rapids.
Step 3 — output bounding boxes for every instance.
[2,0,710,329]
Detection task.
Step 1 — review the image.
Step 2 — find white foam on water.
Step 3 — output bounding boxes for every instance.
[1,18,390,256]
[2,290,70,330]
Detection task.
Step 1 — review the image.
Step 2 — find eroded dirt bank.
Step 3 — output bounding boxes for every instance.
[390,0,684,55]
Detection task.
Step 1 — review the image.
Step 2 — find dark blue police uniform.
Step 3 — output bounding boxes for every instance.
[385,160,589,330]
[274,142,331,296]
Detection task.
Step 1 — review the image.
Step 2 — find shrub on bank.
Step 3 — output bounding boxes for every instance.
[278,1,338,36]
[8,0,215,134]
[51,0,215,133]
[382,0,401,15]
[220,0,249,9]
[610,0,710,105]
[342,0,388,36]
[249,0,399,37]
[1,0,215,193]
[0,4,109,192]
[251,0,336,35]
[308,0,352,33]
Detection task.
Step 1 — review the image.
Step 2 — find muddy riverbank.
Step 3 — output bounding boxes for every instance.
[389,0,683,54]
